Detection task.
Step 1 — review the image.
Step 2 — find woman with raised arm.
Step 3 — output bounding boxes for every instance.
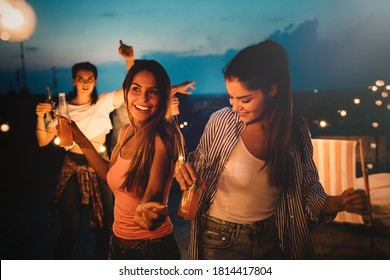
[35,40,134,259]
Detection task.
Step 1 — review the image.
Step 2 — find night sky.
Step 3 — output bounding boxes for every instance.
[1,0,390,94]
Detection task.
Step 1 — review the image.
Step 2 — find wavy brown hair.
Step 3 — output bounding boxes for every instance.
[114,60,184,196]
[223,40,293,189]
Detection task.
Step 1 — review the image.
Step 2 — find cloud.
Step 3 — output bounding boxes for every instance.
[268,11,390,90]
[2,10,390,95]
[101,12,115,18]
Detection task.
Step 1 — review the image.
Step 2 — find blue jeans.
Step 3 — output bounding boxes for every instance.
[200,214,282,259]
[109,234,181,260]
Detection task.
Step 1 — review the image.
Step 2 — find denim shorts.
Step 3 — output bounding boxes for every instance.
[109,233,181,260]
[200,214,282,260]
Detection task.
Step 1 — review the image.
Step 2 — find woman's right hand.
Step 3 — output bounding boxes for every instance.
[36,102,54,118]
[57,116,89,147]
[134,202,169,230]
[118,40,133,59]
[175,162,198,191]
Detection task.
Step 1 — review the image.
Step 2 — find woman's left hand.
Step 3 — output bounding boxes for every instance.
[172,81,196,95]
[134,202,169,230]
[340,188,369,215]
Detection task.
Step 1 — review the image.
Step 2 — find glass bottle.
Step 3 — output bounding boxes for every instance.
[177,150,206,220]
[57,92,73,147]
[45,86,55,122]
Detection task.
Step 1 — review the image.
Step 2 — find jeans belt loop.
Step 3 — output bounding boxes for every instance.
[234,223,241,239]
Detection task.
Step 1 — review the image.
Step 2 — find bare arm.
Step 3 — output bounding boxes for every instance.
[113,40,135,107]
[65,117,110,180]
[142,134,171,203]
[321,188,369,215]
[171,81,195,95]
[170,81,196,115]
[134,134,172,230]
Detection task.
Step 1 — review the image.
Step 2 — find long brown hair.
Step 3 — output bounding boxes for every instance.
[117,60,184,196]
[223,40,293,189]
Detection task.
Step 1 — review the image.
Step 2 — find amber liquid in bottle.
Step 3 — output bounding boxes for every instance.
[58,118,73,147]
[177,183,202,220]
[57,92,73,147]
[177,150,206,220]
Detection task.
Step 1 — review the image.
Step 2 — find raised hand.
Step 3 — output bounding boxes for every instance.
[36,102,55,119]
[172,81,196,96]
[118,39,134,59]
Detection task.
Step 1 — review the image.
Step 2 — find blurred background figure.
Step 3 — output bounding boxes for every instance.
[35,40,133,259]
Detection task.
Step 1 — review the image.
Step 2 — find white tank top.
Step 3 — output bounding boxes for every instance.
[208,137,281,223]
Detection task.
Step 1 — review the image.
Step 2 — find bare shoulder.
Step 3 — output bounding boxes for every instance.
[155,122,178,150]
[116,123,132,144]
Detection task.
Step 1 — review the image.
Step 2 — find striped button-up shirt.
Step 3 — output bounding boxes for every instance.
[186,107,335,259]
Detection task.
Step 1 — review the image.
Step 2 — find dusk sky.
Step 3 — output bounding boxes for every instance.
[1,0,390,95]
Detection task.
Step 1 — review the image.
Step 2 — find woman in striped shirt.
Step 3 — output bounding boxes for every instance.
[175,40,368,259]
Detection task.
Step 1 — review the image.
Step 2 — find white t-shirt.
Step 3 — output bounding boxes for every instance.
[50,91,118,140]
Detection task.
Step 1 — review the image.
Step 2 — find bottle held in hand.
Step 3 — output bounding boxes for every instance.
[45,87,55,122]
[177,150,206,220]
[177,181,203,220]
[57,92,73,147]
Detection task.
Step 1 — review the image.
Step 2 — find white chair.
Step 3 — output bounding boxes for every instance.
[311,138,374,253]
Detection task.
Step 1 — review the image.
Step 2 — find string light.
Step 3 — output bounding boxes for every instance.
[338,109,347,117]
[53,136,60,145]
[1,123,10,132]
[319,120,328,128]
[375,80,385,87]
[375,100,383,106]
[368,79,389,130]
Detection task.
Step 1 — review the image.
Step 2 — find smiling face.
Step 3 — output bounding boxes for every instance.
[226,77,272,124]
[125,70,160,127]
[72,69,96,97]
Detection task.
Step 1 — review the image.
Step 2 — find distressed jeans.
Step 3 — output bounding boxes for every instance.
[199,214,282,260]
